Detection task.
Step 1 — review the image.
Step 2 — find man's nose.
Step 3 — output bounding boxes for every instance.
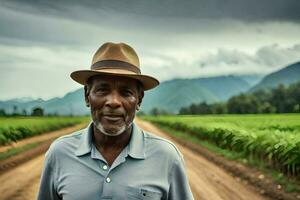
[105,91,122,108]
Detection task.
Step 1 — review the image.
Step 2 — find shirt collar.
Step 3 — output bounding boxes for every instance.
[128,122,146,159]
[75,122,145,160]
[75,122,93,156]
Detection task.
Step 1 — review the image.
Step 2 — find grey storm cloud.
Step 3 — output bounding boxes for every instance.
[134,43,300,80]
[1,0,300,22]
[194,44,300,74]
[0,0,300,99]
[1,0,300,48]
[255,44,300,66]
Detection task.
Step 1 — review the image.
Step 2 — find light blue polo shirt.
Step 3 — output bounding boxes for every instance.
[38,122,194,200]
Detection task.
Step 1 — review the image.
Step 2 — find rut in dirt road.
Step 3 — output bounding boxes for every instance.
[0,120,270,200]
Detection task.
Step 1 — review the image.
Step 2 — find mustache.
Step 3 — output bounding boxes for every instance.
[99,109,126,117]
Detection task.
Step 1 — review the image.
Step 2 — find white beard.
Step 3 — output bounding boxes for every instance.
[94,121,132,137]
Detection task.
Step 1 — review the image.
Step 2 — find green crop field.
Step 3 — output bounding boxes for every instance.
[0,116,90,145]
[143,114,300,178]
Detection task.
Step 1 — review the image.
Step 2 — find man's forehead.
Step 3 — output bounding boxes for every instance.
[90,75,138,87]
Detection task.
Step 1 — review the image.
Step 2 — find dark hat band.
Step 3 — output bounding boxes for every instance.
[91,60,141,74]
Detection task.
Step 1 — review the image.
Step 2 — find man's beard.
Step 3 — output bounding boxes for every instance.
[94,120,129,136]
[92,108,136,136]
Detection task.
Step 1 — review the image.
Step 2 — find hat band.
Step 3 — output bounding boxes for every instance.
[91,60,141,74]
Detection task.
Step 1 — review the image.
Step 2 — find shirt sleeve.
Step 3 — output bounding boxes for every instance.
[37,152,61,200]
[168,156,194,200]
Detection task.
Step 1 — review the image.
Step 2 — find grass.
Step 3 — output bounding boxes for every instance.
[0,116,91,160]
[142,114,300,178]
[0,116,90,145]
[0,142,42,160]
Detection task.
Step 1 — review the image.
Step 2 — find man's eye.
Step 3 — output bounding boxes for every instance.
[123,90,133,96]
[95,88,108,93]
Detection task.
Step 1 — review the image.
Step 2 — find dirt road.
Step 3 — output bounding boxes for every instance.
[0,120,269,200]
[0,155,43,200]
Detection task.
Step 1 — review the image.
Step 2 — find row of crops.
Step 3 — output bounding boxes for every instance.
[143,114,300,177]
[0,116,90,145]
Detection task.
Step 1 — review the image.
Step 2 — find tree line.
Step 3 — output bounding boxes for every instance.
[0,106,45,117]
[179,81,300,115]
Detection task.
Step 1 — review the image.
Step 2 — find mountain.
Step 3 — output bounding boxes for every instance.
[41,89,89,116]
[141,75,251,113]
[250,61,300,92]
[235,74,265,87]
[0,98,44,114]
[0,75,251,115]
[3,61,298,115]
[0,89,89,116]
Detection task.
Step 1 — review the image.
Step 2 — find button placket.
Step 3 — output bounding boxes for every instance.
[101,175,113,198]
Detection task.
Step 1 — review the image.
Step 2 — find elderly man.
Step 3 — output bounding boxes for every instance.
[38,42,194,200]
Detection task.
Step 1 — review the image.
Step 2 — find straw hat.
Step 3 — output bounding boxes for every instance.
[70,42,159,90]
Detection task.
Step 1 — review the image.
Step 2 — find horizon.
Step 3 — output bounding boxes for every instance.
[0,73,261,101]
[0,70,279,101]
[1,0,300,100]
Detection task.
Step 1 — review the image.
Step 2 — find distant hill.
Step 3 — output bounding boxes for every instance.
[0,89,89,116]
[0,75,251,115]
[141,75,250,113]
[0,62,292,115]
[235,74,265,87]
[4,62,298,115]
[0,98,44,115]
[42,89,88,115]
[250,61,300,92]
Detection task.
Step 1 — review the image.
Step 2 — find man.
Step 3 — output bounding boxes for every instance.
[38,42,194,200]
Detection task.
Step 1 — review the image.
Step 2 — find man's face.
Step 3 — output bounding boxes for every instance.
[85,75,143,136]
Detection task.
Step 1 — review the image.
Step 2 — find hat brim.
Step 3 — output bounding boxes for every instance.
[70,69,159,91]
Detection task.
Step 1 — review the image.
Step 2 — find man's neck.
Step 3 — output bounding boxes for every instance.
[92,125,132,151]
[92,124,133,166]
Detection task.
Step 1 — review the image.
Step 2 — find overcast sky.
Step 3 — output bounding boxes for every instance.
[1,0,300,100]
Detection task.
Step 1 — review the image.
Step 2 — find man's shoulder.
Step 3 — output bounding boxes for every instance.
[53,128,83,145]
[142,130,183,161]
[46,128,85,157]
[56,128,84,142]
[143,131,177,149]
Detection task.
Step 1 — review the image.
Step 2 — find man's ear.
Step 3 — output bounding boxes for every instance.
[137,90,144,109]
[84,85,90,107]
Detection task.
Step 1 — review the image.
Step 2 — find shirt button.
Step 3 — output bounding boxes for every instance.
[106,177,111,183]
[102,165,108,170]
